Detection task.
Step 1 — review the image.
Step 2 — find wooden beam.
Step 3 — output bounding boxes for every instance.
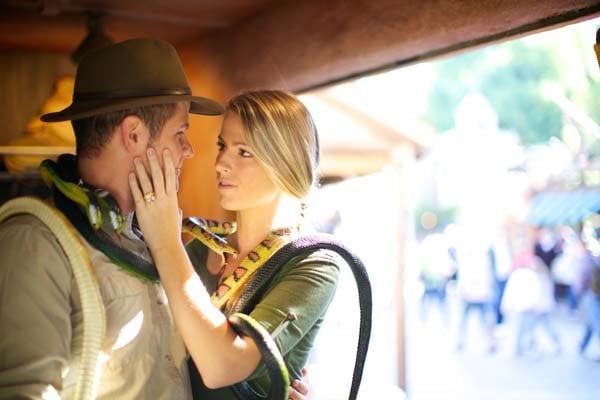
[214,0,600,92]
[315,91,434,150]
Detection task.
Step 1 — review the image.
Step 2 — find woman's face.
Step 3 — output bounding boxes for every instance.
[215,112,281,211]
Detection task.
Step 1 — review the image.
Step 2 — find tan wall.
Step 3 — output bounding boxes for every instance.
[175,38,235,221]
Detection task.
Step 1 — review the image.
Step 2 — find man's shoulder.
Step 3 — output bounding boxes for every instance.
[0,206,72,273]
[0,212,54,237]
[0,197,72,239]
[0,203,75,296]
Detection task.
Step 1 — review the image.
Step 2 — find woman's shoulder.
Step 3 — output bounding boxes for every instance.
[293,248,344,267]
[278,247,344,285]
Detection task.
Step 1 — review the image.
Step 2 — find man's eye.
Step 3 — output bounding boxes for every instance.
[217,141,225,150]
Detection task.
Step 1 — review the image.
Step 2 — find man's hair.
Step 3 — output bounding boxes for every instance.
[71,103,178,158]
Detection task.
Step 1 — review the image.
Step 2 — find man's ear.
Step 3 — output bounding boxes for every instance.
[120,115,147,154]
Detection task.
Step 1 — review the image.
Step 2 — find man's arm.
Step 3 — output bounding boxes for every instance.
[0,215,73,399]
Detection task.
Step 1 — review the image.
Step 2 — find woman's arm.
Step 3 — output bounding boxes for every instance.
[129,148,261,388]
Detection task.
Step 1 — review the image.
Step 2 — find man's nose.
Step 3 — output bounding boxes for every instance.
[181,135,195,158]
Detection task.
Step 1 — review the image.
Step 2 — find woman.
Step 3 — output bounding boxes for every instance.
[129,91,340,399]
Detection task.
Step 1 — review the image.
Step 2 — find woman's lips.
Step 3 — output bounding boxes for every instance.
[218,181,236,189]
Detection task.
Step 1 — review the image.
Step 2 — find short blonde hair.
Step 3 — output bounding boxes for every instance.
[226,90,319,199]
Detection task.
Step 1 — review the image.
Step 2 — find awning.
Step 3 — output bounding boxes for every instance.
[526,188,600,227]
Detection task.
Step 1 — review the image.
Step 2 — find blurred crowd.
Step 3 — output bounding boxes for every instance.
[416,221,600,358]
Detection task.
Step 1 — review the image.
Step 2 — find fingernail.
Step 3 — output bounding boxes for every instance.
[147,148,155,157]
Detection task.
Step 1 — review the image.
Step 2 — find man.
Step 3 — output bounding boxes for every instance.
[0,38,308,399]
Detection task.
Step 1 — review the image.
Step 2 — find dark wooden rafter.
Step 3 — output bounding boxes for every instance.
[0,1,598,91]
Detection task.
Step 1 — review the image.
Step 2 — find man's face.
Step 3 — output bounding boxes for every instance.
[143,102,193,190]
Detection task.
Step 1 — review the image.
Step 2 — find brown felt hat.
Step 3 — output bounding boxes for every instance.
[41,38,224,122]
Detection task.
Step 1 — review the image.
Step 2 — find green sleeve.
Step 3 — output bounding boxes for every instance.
[183,240,341,400]
[248,249,340,388]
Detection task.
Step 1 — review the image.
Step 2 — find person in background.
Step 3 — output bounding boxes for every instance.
[452,226,497,353]
[534,227,562,272]
[579,261,600,357]
[418,232,455,323]
[489,225,513,325]
[551,227,593,313]
[501,239,561,357]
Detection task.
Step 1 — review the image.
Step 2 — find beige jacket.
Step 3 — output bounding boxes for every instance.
[0,214,191,399]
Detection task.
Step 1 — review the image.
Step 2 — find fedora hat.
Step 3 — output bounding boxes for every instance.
[41,38,224,122]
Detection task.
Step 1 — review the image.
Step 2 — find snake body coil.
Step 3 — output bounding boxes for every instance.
[0,197,106,400]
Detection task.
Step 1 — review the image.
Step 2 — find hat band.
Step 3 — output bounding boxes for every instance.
[73,87,192,101]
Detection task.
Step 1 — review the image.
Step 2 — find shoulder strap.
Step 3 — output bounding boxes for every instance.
[231,233,372,400]
[0,196,106,400]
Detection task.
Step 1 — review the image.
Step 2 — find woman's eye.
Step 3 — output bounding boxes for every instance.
[217,141,225,151]
[240,149,252,158]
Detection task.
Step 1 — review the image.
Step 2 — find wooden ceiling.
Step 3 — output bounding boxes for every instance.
[0,0,284,52]
[1,0,599,91]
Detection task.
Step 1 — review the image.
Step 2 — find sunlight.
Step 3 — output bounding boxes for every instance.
[112,311,144,350]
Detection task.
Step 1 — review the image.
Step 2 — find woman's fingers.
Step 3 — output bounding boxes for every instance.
[146,148,165,197]
[289,378,310,400]
[162,149,177,195]
[134,157,154,198]
[130,148,177,209]
[128,172,144,207]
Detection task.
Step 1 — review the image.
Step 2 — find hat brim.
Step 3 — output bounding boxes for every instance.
[40,94,224,122]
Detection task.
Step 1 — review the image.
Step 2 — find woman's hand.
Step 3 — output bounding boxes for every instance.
[128,148,183,253]
[289,367,311,400]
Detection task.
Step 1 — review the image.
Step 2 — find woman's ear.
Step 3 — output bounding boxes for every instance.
[120,115,146,154]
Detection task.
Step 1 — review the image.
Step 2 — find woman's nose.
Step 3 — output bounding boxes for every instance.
[215,152,231,173]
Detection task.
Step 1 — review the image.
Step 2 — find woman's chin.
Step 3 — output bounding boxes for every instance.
[219,199,236,211]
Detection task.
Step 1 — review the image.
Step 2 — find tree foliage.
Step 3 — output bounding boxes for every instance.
[425,27,599,146]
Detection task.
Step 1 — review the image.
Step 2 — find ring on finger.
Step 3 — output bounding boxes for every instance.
[143,191,156,203]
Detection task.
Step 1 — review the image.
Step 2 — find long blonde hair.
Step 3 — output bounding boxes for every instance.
[226,90,319,199]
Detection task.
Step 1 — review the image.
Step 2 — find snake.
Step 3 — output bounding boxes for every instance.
[183,217,373,400]
[0,197,106,400]
[40,154,372,399]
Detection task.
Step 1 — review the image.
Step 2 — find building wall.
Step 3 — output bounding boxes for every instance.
[176,38,235,221]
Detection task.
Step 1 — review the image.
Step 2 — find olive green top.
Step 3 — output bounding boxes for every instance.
[185,239,341,399]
